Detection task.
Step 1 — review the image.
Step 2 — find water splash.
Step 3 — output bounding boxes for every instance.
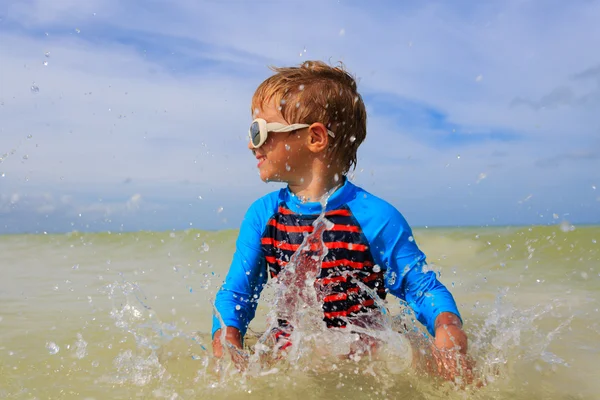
[45,341,60,354]
[231,185,415,377]
[74,333,88,359]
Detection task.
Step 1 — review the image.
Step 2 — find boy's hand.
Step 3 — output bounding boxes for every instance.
[212,326,247,370]
[434,312,467,353]
[431,312,475,384]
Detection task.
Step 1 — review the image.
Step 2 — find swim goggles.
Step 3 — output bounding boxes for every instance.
[248,118,335,148]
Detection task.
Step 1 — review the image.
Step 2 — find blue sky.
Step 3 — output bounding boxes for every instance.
[1,0,599,234]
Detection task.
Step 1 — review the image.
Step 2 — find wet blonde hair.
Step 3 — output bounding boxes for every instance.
[251,60,367,175]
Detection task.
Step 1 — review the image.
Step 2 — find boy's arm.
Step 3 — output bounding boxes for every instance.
[371,208,463,341]
[394,250,463,339]
[212,200,270,353]
[382,217,471,381]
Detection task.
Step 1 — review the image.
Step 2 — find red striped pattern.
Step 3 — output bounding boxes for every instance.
[321,259,372,269]
[277,207,352,217]
[329,224,360,232]
[262,238,367,253]
[323,299,375,318]
[265,256,288,266]
[261,238,300,251]
[323,287,359,302]
[267,219,313,232]
[277,207,296,215]
[362,272,382,282]
[267,219,360,233]
[323,293,346,302]
[319,275,348,285]
[263,205,386,331]
[325,209,352,217]
[325,242,367,251]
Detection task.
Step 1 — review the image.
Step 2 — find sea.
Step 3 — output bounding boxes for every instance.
[1,223,598,399]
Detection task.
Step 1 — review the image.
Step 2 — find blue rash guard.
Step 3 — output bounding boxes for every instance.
[212,179,461,338]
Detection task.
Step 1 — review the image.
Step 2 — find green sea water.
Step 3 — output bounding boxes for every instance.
[0,224,598,399]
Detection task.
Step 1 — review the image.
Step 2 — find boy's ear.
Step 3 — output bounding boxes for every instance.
[306,123,330,153]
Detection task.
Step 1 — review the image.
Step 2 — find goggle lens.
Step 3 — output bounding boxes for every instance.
[250,121,261,147]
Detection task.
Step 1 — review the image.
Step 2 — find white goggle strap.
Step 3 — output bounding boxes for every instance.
[266,122,310,133]
[251,120,336,148]
[268,123,336,138]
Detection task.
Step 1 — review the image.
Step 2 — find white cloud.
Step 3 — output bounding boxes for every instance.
[0,0,599,232]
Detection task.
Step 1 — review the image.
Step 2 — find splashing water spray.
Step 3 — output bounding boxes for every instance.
[226,186,415,376]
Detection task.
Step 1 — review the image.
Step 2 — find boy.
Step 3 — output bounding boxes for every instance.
[212,60,470,381]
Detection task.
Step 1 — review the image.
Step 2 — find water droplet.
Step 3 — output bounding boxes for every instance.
[202,242,209,252]
[475,74,483,82]
[285,144,291,151]
[235,305,241,310]
[299,84,305,91]
[27,134,32,139]
[217,206,223,213]
[92,360,99,367]
[592,185,597,190]
[75,28,81,34]
[285,163,291,171]
[560,221,575,232]
[22,155,28,160]
[457,155,461,159]
[349,136,356,143]
[295,102,300,108]
[388,271,397,285]
[46,342,60,355]
[592,239,597,244]
[72,264,79,270]
[373,265,381,273]
[198,195,202,200]
[408,236,414,242]
[334,173,339,182]
[30,84,40,94]
[44,51,50,58]
[43,61,48,66]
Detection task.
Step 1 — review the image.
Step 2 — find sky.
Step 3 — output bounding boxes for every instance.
[1,0,599,234]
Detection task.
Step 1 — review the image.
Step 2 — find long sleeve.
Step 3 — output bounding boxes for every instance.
[211,197,274,338]
[349,191,461,336]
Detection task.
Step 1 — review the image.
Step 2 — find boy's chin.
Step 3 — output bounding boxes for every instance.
[262,176,282,183]
[261,173,286,184]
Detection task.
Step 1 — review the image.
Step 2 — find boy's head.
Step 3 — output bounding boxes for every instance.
[250,60,367,177]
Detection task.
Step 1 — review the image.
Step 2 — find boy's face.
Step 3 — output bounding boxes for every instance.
[248,103,312,184]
